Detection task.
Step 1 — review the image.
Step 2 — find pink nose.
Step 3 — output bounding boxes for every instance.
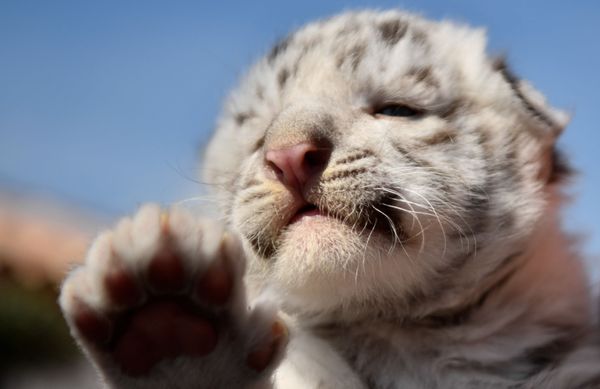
[265,142,330,192]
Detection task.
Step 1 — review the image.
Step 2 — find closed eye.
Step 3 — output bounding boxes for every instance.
[374,104,423,118]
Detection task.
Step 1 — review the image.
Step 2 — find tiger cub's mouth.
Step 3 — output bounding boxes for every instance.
[288,204,322,224]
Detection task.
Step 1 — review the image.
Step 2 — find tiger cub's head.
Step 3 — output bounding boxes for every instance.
[203,10,569,318]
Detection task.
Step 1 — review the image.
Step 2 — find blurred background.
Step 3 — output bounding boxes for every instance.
[1,0,598,387]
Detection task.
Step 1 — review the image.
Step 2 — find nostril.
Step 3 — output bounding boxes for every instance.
[303,149,330,171]
[266,160,284,181]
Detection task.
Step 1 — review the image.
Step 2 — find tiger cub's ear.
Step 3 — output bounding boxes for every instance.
[493,58,569,140]
[493,58,572,184]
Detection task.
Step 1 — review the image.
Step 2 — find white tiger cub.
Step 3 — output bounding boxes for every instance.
[59,10,600,388]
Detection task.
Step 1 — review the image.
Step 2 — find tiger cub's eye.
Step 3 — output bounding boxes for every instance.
[375,104,423,118]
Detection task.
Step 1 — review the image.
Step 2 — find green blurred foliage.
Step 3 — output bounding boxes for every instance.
[0,266,78,373]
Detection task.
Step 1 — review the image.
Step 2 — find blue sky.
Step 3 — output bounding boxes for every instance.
[0,1,599,258]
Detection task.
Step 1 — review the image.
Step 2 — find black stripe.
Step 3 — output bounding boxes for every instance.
[234,111,255,126]
[524,333,582,373]
[392,143,432,168]
[334,149,375,165]
[277,68,289,88]
[252,135,265,152]
[268,35,292,63]
[493,58,558,130]
[378,19,408,46]
[406,66,438,88]
[548,147,574,184]
[320,167,368,183]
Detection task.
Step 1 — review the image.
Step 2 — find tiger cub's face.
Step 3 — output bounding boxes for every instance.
[203,11,567,316]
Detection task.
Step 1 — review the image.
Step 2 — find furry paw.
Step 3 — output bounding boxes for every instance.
[59,204,286,389]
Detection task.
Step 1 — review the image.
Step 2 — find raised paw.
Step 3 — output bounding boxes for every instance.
[59,204,286,389]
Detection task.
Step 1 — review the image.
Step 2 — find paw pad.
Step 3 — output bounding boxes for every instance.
[60,205,286,384]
